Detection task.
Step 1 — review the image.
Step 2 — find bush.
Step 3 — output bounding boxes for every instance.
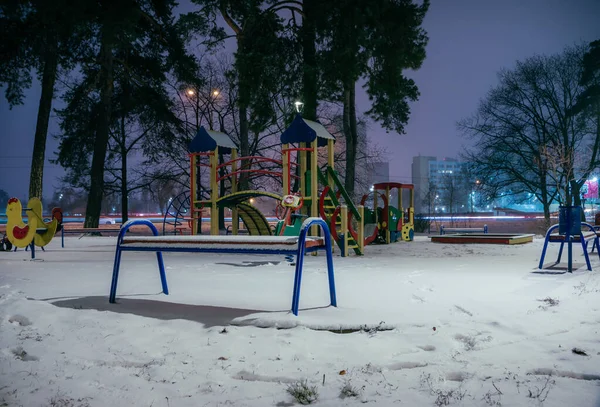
[414,214,431,233]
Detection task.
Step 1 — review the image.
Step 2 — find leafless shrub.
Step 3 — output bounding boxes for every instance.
[482,382,502,406]
[420,373,467,406]
[47,393,91,407]
[339,381,362,399]
[537,297,559,310]
[286,380,318,405]
[526,375,554,402]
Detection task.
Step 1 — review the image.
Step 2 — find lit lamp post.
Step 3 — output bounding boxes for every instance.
[184,88,221,130]
[294,101,304,114]
[209,89,220,130]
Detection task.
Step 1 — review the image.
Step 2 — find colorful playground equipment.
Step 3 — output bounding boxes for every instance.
[360,182,415,244]
[4,197,62,259]
[162,114,416,256]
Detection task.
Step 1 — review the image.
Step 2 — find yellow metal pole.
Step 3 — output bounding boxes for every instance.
[386,186,391,244]
[210,148,219,235]
[409,188,414,228]
[327,139,334,186]
[398,187,403,243]
[398,187,403,213]
[358,205,364,254]
[341,205,348,257]
[231,149,239,235]
[282,143,289,195]
[373,187,378,232]
[311,139,318,236]
[300,142,307,215]
[190,154,197,235]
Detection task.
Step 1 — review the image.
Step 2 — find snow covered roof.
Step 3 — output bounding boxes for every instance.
[280,114,335,147]
[189,127,236,153]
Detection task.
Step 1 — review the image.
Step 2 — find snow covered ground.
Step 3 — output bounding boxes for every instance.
[1,234,599,406]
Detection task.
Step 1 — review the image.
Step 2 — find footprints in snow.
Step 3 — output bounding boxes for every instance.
[528,368,600,381]
[454,333,493,351]
[8,314,32,326]
[388,361,428,370]
[7,314,40,361]
[454,305,473,317]
[10,346,39,361]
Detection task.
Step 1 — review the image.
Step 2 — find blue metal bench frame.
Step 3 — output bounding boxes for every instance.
[538,222,599,272]
[109,218,337,316]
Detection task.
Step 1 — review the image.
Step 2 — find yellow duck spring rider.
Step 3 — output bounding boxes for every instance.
[5,197,61,256]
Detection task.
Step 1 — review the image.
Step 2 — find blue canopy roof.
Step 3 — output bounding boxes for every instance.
[188,127,236,154]
[280,114,335,147]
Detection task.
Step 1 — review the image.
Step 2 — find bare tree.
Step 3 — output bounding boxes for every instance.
[459,44,597,220]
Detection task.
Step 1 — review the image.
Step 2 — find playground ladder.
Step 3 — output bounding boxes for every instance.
[317,168,362,255]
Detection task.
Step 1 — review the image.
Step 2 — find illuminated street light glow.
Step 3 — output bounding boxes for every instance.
[187,89,195,96]
[212,90,220,97]
[294,101,304,113]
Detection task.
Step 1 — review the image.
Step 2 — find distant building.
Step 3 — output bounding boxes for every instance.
[411,156,468,214]
[369,162,390,186]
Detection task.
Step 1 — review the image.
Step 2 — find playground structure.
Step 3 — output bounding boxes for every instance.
[360,182,415,244]
[4,197,62,259]
[163,114,416,256]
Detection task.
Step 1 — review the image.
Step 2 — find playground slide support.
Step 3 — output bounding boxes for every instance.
[341,205,349,257]
[282,143,290,195]
[231,149,239,235]
[190,154,197,235]
[310,139,319,236]
[300,143,307,216]
[210,148,219,235]
[358,205,365,253]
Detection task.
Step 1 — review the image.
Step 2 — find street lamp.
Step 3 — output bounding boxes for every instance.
[187,89,195,96]
[294,101,304,113]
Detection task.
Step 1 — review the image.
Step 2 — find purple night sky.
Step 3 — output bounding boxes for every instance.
[0,0,599,200]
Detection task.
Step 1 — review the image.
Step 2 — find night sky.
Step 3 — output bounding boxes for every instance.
[0,0,599,200]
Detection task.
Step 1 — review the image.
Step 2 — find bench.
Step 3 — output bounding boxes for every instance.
[538,222,599,272]
[440,225,488,235]
[60,226,122,247]
[109,218,336,316]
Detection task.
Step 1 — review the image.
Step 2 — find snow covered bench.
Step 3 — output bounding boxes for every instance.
[109,218,336,316]
[60,226,121,247]
[440,225,488,235]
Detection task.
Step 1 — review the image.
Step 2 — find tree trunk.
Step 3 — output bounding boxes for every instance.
[301,0,317,121]
[343,80,357,199]
[84,30,114,228]
[29,37,59,200]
